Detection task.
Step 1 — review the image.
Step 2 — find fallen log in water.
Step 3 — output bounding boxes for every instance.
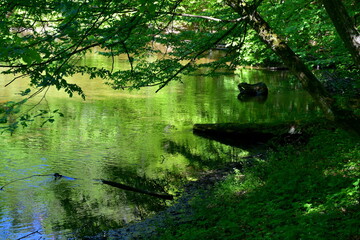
[193,120,334,147]
[193,122,288,147]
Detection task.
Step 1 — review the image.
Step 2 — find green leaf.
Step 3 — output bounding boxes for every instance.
[19,88,31,96]
[22,49,42,65]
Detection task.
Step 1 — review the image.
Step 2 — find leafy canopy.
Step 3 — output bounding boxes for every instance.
[0,0,248,132]
[0,0,358,133]
[0,0,243,96]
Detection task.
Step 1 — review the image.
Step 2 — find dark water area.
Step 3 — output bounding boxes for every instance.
[0,52,321,239]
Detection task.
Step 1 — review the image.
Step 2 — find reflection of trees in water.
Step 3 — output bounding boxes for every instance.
[52,136,253,237]
[98,163,195,222]
[100,165,179,207]
[49,181,125,237]
[44,137,257,238]
[33,139,253,238]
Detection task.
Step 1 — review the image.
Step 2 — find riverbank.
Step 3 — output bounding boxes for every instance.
[154,127,360,240]
[86,125,359,240]
[85,160,253,240]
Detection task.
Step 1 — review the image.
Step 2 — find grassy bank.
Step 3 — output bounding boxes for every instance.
[154,128,360,239]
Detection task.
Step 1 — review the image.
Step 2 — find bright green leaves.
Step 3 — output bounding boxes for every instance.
[19,88,31,96]
[15,108,65,130]
[35,109,65,127]
[138,0,158,16]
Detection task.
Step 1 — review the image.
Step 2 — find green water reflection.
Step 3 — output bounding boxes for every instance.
[0,53,320,239]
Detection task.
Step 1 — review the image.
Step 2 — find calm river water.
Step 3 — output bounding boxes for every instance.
[0,52,320,239]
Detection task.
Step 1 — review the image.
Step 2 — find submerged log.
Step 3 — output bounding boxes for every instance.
[100,179,174,200]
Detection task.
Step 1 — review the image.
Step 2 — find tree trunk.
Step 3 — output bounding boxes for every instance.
[226,0,335,117]
[225,0,360,136]
[322,0,360,67]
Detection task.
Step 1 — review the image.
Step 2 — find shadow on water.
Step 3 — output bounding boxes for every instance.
[162,138,262,171]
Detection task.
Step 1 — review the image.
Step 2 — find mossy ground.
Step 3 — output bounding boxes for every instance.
[154,127,360,240]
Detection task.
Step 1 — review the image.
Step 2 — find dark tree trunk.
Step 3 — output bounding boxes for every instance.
[226,0,334,118]
[322,0,360,67]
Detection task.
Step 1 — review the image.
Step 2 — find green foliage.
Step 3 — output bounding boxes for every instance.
[1,0,358,88]
[1,0,359,132]
[155,128,360,239]
[233,29,281,67]
[226,0,358,68]
[252,0,358,69]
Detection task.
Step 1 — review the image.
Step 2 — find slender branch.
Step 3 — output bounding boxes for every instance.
[23,86,51,119]
[27,86,47,100]
[160,12,248,22]
[1,173,174,200]
[4,74,27,87]
[1,174,54,190]
[122,41,134,73]
[156,23,241,92]
[155,62,190,93]
[110,47,115,73]
[17,229,42,240]
[0,41,102,69]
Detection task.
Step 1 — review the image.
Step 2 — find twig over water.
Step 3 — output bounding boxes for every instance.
[0,173,174,200]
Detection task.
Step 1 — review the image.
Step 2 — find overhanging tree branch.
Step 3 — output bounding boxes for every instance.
[161,12,248,22]
[155,22,241,92]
